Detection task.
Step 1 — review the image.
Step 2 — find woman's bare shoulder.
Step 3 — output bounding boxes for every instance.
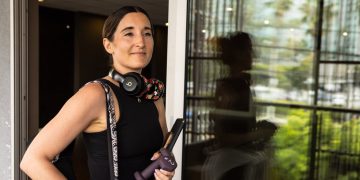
[77,81,107,97]
[65,81,108,112]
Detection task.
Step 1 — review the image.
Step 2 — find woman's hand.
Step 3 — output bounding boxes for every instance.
[150,152,175,180]
[150,151,161,161]
[154,169,175,180]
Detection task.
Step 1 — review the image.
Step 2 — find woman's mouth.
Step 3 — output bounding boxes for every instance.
[131,52,146,55]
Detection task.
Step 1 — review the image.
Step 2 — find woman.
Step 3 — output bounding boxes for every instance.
[20,6,175,180]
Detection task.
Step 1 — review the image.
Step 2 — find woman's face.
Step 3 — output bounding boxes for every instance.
[104,12,154,73]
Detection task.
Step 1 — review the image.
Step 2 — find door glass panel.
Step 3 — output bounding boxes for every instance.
[183,0,360,179]
[318,64,360,109]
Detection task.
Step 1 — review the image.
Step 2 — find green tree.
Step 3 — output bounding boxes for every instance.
[317,112,360,179]
[272,109,310,179]
[284,54,313,90]
[252,63,270,86]
[265,0,293,17]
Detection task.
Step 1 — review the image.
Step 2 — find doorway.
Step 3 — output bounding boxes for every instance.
[26,1,169,179]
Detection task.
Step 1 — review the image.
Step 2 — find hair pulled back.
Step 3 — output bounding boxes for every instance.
[102,6,152,42]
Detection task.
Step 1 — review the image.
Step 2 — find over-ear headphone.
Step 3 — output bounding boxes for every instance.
[109,69,165,101]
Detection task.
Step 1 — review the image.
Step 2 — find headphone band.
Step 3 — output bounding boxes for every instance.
[109,69,125,83]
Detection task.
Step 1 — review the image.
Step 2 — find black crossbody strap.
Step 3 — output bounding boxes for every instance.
[88,80,118,180]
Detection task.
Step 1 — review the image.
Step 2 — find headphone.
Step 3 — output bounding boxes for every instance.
[109,69,165,101]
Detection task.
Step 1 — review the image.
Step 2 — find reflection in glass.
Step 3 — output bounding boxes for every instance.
[200,32,277,180]
[318,64,360,109]
[321,0,360,61]
[184,0,360,179]
[315,111,360,179]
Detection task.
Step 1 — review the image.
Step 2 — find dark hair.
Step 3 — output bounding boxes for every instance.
[102,6,152,41]
[220,32,254,71]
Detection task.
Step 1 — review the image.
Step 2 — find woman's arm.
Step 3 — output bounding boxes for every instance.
[20,83,106,179]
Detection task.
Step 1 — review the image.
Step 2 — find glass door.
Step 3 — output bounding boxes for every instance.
[183,0,360,179]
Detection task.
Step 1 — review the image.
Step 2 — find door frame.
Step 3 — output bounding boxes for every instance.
[12,0,39,179]
[165,0,188,179]
[13,0,188,179]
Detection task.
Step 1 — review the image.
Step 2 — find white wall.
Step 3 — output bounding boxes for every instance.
[166,0,187,179]
[0,0,12,179]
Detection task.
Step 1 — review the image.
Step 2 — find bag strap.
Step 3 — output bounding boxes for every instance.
[88,80,118,180]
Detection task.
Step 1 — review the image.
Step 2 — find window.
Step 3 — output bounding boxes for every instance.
[183,0,360,179]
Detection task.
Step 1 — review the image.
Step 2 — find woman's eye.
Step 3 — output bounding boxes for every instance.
[124,33,133,36]
[144,32,152,36]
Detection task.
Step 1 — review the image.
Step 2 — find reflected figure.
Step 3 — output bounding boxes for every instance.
[202,32,277,180]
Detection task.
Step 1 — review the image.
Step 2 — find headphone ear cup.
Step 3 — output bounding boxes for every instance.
[122,72,146,96]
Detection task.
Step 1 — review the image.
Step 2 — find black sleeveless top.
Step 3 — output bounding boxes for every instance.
[83,79,164,180]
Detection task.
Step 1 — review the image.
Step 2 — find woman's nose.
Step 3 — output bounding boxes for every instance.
[135,35,145,48]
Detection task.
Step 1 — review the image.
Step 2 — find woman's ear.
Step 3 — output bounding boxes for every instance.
[103,38,113,54]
